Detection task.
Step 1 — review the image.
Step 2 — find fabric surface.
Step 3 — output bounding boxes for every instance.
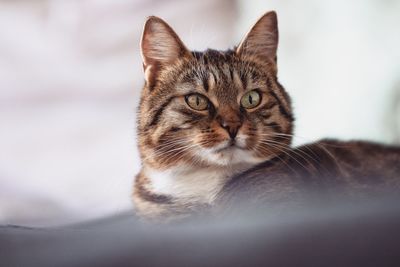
[2,199,400,267]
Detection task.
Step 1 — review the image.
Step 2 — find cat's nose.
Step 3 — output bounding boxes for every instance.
[219,119,242,139]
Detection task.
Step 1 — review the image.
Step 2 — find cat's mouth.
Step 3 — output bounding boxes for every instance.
[215,140,246,153]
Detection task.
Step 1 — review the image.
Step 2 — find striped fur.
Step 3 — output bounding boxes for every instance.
[133,11,294,220]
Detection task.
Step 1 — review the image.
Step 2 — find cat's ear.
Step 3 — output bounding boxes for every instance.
[236,11,278,64]
[141,16,191,85]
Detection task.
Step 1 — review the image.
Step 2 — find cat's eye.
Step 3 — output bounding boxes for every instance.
[240,90,261,109]
[185,94,209,111]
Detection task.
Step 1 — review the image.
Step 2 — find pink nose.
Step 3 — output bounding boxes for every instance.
[218,118,242,139]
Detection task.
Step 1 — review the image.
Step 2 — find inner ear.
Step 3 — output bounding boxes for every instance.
[141,16,191,85]
[236,11,279,64]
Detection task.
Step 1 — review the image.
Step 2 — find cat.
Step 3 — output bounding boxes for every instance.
[132,11,400,221]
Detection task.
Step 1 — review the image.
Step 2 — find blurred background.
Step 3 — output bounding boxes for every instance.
[0,0,399,227]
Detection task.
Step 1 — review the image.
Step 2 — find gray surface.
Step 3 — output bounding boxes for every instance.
[2,198,400,267]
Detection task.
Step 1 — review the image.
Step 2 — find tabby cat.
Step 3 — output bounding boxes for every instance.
[133,11,400,221]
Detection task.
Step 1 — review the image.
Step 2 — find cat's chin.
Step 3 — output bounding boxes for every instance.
[197,145,265,167]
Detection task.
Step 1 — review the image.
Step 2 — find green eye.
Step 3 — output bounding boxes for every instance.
[185,94,209,111]
[241,90,261,109]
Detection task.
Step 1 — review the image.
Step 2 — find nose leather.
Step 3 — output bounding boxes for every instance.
[217,110,242,139]
[221,120,241,139]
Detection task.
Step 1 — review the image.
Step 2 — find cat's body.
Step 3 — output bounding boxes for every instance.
[135,139,400,220]
[133,12,400,221]
[218,140,400,212]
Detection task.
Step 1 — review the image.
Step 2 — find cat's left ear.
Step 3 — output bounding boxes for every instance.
[236,11,278,64]
[141,16,191,85]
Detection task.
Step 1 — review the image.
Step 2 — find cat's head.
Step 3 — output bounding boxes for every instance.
[137,11,293,169]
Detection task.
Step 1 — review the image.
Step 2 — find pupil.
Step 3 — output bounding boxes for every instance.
[249,95,253,104]
[196,96,200,106]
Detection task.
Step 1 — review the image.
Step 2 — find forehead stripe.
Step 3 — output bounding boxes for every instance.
[202,74,209,92]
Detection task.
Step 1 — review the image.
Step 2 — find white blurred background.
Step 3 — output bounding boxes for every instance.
[0,0,399,227]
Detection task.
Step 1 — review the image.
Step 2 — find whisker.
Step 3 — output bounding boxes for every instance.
[258,140,316,172]
[252,143,299,175]
[259,138,320,168]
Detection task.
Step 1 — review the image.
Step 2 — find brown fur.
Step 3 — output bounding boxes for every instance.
[217,140,400,210]
[132,11,400,221]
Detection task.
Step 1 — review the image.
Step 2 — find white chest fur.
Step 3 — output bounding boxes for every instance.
[144,164,251,204]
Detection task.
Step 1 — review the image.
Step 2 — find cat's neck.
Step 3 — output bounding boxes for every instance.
[142,163,252,204]
[133,163,254,220]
